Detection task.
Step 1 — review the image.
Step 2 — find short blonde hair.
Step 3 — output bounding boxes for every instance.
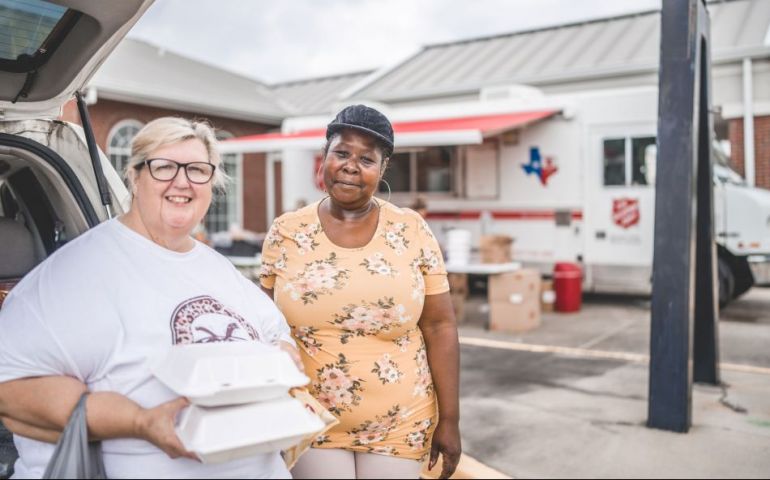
[124,117,228,191]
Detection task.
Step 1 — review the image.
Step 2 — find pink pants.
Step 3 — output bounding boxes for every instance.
[291,448,423,479]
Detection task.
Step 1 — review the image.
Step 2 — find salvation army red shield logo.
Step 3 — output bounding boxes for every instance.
[612,198,640,229]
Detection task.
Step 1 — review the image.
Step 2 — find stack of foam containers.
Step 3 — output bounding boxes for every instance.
[151,342,324,464]
[446,228,472,266]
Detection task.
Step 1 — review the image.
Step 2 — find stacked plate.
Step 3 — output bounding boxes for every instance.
[151,342,325,464]
[446,228,472,266]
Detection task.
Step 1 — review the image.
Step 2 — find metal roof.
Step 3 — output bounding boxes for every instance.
[270,70,375,115]
[89,38,287,124]
[350,0,770,102]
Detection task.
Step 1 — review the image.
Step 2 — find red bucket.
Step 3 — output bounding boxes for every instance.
[553,262,582,313]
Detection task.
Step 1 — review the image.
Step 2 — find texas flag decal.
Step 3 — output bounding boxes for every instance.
[522,147,558,186]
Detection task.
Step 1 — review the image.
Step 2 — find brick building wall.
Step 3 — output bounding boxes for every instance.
[728,115,770,190]
[61,99,276,231]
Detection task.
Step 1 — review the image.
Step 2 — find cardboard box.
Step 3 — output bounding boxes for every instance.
[450,292,466,324]
[540,279,555,313]
[447,273,469,295]
[480,235,514,264]
[489,299,540,333]
[487,269,541,333]
[488,269,541,302]
[448,273,468,323]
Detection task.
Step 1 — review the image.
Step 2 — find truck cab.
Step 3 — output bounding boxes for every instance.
[584,122,770,306]
[577,88,770,307]
[714,157,770,302]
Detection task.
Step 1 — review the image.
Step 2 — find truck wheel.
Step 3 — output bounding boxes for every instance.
[718,256,735,309]
[730,256,754,300]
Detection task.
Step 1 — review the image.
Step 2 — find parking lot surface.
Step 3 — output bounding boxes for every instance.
[457,288,770,478]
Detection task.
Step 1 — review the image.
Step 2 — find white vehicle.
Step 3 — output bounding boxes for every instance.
[224,86,770,306]
[0,1,152,475]
[0,0,151,278]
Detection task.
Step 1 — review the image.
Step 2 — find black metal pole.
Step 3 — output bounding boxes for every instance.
[692,7,720,385]
[648,0,718,433]
[76,91,114,218]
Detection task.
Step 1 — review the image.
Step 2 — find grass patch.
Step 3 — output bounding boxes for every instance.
[747,418,770,428]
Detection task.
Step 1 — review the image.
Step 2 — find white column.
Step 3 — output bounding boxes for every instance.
[742,58,756,187]
[282,150,324,210]
[265,153,276,227]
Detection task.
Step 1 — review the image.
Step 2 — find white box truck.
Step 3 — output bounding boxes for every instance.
[222,86,770,306]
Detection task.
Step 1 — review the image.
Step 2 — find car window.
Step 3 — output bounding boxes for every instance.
[0,0,79,73]
[0,0,66,59]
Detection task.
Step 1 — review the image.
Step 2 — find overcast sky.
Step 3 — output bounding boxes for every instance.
[128,0,662,84]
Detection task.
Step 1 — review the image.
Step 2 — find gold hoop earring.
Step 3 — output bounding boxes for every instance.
[316,165,326,193]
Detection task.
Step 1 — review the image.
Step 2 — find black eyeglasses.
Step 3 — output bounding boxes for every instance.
[138,158,216,184]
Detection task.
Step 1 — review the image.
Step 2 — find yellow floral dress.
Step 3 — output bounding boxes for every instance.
[259,199,449,460]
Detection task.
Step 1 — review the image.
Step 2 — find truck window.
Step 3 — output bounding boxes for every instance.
[632,137,657,186]
[603,138,626,186]
[603,136,657,187]
[380,147,456,195]
[416,147,452,192]
[382,152,411,192]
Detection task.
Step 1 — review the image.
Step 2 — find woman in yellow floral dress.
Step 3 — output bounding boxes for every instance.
[260,105,461,479]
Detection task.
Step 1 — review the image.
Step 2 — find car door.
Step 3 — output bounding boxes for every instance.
[584,125,657,294]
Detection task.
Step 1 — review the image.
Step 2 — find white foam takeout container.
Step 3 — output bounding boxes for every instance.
[150,342,309,407]
[176,396,326,464]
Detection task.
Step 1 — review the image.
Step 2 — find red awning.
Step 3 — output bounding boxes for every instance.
[220,110,558,153]
[393,110,557,136]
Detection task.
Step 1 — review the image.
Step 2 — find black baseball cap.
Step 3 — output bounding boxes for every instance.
[326,104,394,156]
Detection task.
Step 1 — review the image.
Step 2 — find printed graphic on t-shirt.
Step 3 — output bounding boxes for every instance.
[170,295,260,344]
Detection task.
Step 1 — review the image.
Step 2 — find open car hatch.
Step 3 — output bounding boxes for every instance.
[0,0,154,120]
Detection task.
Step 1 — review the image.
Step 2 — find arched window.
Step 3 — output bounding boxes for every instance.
[107,120,144,179]
[205,131,243,234]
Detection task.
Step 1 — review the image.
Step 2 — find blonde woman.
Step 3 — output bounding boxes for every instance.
[0,117,299,478]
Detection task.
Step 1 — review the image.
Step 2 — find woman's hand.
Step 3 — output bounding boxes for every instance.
[429,419,462,479]
[279,341,305,373]
[133,397,198,461]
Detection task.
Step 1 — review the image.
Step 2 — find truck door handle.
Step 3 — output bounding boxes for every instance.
[595,231,607,240]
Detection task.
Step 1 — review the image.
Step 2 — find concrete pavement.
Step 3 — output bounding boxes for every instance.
[456,287,770,478]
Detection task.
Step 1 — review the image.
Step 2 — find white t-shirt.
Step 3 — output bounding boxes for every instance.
[0,219,294,479]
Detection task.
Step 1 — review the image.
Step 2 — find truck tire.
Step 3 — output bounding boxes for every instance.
[718,256,735,309]
[730,256,754,300]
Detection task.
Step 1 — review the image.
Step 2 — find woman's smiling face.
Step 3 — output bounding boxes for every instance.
[133,138,213,237]
[322,129,386,209]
